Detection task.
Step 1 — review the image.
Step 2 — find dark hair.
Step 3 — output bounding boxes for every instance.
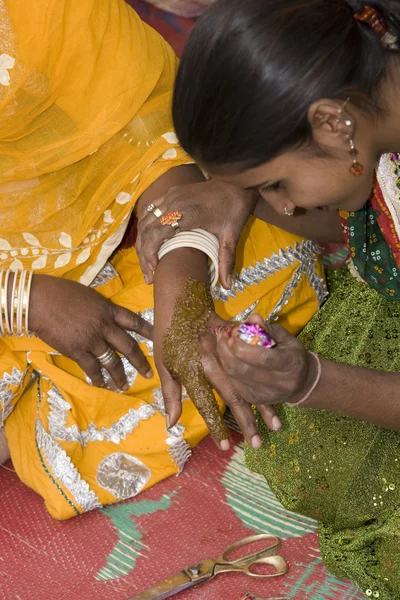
[173,0,400,170]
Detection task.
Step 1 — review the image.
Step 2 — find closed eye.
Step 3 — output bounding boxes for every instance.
[260,181,281,193]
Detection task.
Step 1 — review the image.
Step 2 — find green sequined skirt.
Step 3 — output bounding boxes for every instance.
[245,267,400,600]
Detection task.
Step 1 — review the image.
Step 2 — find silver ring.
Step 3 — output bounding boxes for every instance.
[171,222,181,234]
[96,347,117,366]
[146,204,163,218]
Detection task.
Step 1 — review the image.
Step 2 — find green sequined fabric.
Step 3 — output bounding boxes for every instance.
[245,267,400,600]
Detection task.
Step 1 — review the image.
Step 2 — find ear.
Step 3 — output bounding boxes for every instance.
[307,98,356,149]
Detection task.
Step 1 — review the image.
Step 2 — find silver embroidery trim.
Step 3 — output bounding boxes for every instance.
[131,308,154,355]
[267,255,327,323]
[47,386,156,446]
[90,262,119,288]
[36,419,101,512]
[231,301,259,322]
[1,366,28,426]
[212,240,326,306]
[96,452,151,500]
[376,155,400,243]
[152,387,192,474]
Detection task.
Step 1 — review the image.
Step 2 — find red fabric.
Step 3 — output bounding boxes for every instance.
[0,433,364,599]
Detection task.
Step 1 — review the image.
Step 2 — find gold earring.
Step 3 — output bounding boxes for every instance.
[348,138,364,177]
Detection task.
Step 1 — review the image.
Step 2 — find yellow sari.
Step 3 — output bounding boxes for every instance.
[0,0,325,519]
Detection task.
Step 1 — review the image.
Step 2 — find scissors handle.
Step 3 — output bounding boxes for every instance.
[221,534,281,566]
[214,555,288,578]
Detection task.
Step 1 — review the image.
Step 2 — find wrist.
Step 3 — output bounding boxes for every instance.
[287,351,321,407]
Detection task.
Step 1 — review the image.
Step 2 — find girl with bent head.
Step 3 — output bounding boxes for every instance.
[171,1,400,597]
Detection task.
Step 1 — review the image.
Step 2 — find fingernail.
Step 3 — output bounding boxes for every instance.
[271,416,282,431]
[144,275,150,285]
[251,434,262,449]
[145,369,153,379]
[122,383,129,392]
[166,414,170,428]
[227,275,232,288]
[220,439,230,451]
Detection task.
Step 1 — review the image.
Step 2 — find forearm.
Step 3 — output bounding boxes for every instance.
[154,247,210,345]
[253,197,344,243]
[304,358,400,430]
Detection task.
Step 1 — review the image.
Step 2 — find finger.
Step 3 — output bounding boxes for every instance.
[107,327,153,379]
[201,337,260,448]
[257,404,282,431]
[219,326,279,369]
[94,346,128,391]
[218,234,239,290]
[158,362,183,428]
[220,387,261,449]
[78,353,105,388]
[113,305,153,341]
[246,313,266,327]
[215,329,279,391]
[140,226,174,284]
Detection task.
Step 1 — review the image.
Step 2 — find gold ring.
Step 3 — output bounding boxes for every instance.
[147,204,163,218]
[96,347,117,366]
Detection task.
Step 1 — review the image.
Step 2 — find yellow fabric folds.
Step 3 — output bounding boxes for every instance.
[0,0,325,519]
[0,0,188,284]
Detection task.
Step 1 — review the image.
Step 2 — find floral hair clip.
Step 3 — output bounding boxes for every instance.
[354,4,398,50]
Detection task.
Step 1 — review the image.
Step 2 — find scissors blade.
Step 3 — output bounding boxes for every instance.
[128,563,213,600]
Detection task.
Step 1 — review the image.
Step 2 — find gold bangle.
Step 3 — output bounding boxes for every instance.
[25,271,33,336]
[17,270,27,335]
[3,270,11,335]
[0,269,4,336]
[11,271,21,335]
[21,270,29,335]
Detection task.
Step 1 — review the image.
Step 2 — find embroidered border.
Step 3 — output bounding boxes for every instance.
[90,262,119,288]
[211,240,326,307]
[1,366,29,426]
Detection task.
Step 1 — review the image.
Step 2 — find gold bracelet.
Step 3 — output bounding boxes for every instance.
[0,269,4,336]
[3,270,11,335]
[25,271,33,336]
[17,270,26,335]
[11,270,21,335]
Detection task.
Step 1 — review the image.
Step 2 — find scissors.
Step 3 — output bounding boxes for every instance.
[129,534,289,600]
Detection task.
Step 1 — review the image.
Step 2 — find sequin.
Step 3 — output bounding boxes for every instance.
[212,240,327,310]
[0,366,28,425]
[96,453,151,499]
[36,419,101,512]
[90,261,118,287]
[245,267,400,599]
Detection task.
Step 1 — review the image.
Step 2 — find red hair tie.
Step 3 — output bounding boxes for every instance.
[354,5,398,49]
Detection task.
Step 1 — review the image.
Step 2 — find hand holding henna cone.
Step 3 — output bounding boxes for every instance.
[208,321,275,348]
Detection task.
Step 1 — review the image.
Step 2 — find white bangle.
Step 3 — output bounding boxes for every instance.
[158,228,219,287]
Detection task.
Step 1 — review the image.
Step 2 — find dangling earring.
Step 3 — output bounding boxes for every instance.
[348,138,364,177]
[284,206,294,216]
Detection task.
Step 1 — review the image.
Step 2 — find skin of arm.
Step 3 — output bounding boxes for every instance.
[305,358,400,430]
[214,319,400,434]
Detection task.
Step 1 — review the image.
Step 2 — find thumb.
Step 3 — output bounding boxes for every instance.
[218,235,238,290]
[159,363,183,428]
[268,323,295,344]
